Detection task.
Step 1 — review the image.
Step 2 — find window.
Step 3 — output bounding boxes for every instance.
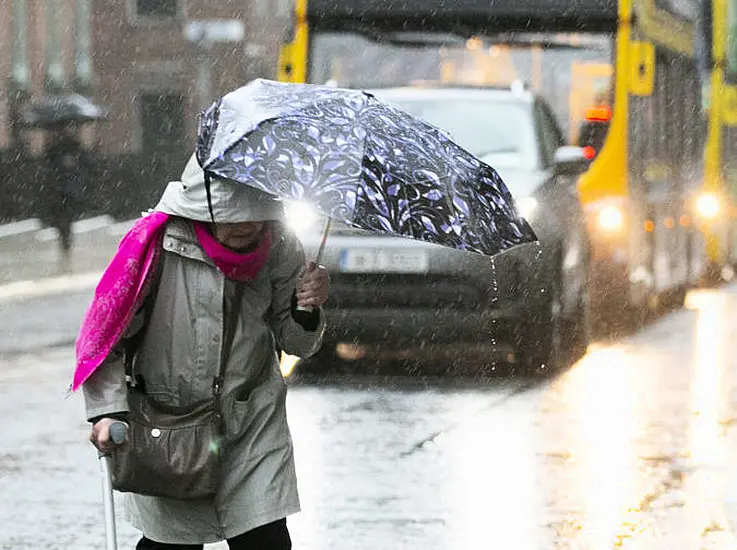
[629,49,704,193]
[390,98,538,172]
[276,0,293,17]
[536,101,564,168]
[729,0,737,82]
[723,125,737,194]
[139,92,187,177]
[135,0,178,19]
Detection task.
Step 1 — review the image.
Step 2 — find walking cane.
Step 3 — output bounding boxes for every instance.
[99,421,128,550]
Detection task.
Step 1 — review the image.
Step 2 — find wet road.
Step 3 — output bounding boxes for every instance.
[2,221,737,549]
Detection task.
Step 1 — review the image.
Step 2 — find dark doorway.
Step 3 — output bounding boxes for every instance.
[139,92,187,180]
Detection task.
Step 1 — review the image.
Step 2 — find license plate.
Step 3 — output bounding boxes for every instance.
[339,248,429,273]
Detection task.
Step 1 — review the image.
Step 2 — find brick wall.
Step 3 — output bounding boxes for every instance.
[1,0,289,221]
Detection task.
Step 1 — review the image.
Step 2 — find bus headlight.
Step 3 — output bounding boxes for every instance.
[598,205,624,232]
[696,193,720,220]
[284,201,320,233]
[516,196,538,221]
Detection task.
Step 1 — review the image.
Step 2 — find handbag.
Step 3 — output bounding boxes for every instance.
[111,284,243,500]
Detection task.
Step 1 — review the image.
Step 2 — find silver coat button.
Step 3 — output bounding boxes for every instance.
[151,428,162,438]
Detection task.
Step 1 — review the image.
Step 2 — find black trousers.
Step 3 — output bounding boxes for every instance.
[135,519,291,550]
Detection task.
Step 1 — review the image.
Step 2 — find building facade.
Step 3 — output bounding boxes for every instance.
[1,0,288,220]
[91,0,288,160]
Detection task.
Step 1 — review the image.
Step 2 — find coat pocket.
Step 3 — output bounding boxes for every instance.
[231,379,290,458]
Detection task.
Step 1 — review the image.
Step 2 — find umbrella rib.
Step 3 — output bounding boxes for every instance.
[401,180,415,241]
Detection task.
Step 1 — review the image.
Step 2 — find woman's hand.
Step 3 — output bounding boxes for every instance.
[89,417,126,452]
[296,262,330,308]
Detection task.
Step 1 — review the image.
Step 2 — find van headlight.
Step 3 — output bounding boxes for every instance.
[284,201,320,233]
[516,196,538,221]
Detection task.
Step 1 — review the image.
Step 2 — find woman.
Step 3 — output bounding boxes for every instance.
[76,153,329,549]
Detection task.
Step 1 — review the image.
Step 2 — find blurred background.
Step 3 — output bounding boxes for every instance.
[0,0,293,225]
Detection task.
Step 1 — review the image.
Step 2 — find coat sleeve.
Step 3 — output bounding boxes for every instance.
[82,344,128,422]
[82,306,146,422]
[270,228,326,358]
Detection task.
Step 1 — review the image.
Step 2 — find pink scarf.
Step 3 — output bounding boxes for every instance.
[192,222,271,282]
[72,213,271,391]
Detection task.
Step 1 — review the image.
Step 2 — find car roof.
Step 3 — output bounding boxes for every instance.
[367,83,537,105]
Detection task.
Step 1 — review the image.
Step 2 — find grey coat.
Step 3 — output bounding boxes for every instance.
[83,218,325,543]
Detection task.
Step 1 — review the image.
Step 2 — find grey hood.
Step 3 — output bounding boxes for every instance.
[156,153,284,223]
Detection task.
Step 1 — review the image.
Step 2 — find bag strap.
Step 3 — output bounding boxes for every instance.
[213,283,244,395]
[124,251,164,384]
[212,283,244,433]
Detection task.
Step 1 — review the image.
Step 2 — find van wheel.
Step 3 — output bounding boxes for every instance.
[515,271,564,375]
[565,264,591,363]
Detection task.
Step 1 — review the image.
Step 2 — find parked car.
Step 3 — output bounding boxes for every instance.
[290,84,592,373]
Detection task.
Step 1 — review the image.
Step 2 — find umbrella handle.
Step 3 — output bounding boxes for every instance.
[313,218,332,266]
[295,218,332,316]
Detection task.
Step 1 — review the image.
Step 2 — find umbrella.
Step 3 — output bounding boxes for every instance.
[20,93,106,128]
[196,78,536,257]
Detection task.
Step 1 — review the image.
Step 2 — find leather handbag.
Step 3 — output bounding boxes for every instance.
[111,284,243,500]
[111,391,223,499]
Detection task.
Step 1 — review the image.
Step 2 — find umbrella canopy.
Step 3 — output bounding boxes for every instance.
[196,79,536,256]
[20,93,106,128]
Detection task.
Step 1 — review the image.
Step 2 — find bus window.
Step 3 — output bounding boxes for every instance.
[307,32,614,143]
[728,0,737,82]
[725,124,737,199]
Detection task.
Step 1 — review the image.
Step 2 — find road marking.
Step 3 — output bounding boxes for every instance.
[0,271,102,302]
[0,218,43,238]
[108,219,137,237]
[35,227,61,241]
[36,215,115,242]
[73,214,116,233]
[0,355,67,383]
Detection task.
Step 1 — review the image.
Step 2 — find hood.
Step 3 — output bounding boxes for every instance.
[156,153,284,223]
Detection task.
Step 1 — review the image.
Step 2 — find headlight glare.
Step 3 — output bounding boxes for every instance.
[516,196,538,221]
[284,201,320,233]
[696,193,720,220]
[598,205,624,232]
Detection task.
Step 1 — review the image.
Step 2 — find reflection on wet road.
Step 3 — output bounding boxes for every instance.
[2,285,737,549]
[286,286,737,550]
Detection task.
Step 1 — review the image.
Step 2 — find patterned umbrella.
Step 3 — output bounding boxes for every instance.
[196,79,536,257]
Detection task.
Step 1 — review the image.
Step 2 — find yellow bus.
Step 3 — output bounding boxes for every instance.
[576,0,709,325]
[277,0,710,331]
[700,0,737,282]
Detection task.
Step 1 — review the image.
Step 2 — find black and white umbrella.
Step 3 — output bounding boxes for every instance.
[196,79,536,257]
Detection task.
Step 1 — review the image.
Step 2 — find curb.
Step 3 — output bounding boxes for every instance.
[0,271,102,303]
